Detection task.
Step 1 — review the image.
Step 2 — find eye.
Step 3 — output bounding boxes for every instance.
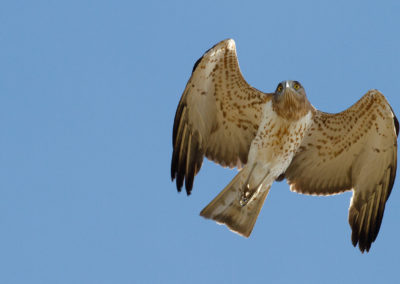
[276,84,283,92]
[293,82,301,90]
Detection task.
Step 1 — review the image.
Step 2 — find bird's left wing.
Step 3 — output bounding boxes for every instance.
[171,39,272,195]
[283,90,398,252]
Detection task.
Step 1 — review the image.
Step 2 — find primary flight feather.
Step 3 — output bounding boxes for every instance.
[171,39,398,253]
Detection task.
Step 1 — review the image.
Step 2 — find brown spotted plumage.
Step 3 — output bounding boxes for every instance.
[284,91,398,252]
[171,39,398,253]
[171,39,271,195]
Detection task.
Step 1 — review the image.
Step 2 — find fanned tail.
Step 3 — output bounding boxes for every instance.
[200,168,270,237]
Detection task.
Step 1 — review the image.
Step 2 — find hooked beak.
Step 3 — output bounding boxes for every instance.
[283,81,296,96]
[279,84,299,106]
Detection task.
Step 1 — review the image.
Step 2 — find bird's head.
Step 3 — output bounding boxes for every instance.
[272,80,313,120]
[274,80,306,100]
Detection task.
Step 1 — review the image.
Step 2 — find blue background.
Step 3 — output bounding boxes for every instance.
[1,0,400,283]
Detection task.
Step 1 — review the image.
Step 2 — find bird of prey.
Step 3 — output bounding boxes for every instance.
[171,39,398,252]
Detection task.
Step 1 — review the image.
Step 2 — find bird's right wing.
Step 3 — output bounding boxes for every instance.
[171,39,272,195]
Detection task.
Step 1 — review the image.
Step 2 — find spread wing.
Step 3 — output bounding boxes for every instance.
[284,90,398,252]
[171,39,272,195]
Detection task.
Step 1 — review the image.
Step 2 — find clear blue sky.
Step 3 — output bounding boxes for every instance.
[1,0,400,283]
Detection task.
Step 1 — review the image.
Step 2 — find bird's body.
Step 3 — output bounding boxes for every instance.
[171,39,398,252]
[201,98,314,236]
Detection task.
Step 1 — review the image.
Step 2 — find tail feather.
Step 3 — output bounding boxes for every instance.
[200,169,270,237]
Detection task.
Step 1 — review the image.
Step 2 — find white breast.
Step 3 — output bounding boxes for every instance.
[247,101,313,179]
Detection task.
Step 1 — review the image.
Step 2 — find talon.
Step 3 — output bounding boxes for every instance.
[239,196,249,207]
[239,168,271,207]
[240,186,254,207]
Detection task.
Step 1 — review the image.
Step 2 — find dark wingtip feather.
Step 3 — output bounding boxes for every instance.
[275,173,285,182]
[351,217,375,253]
[171,105,204,194]
[351,234,358,247]
[171,102,187,193]
[176,170,184,193]
[394,115,399,137]
[172,103,185,147]
[171,164,176,182]
[176,128,190,193]
[350,186,389,253]
[192,56,204,74]
[351,233,369,253]
[171,147,178,181]
[191,42,220,74]
[184,168,193,195]
[390,106,399,136]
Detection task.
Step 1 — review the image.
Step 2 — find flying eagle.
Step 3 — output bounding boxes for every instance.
[171,39,398,252]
